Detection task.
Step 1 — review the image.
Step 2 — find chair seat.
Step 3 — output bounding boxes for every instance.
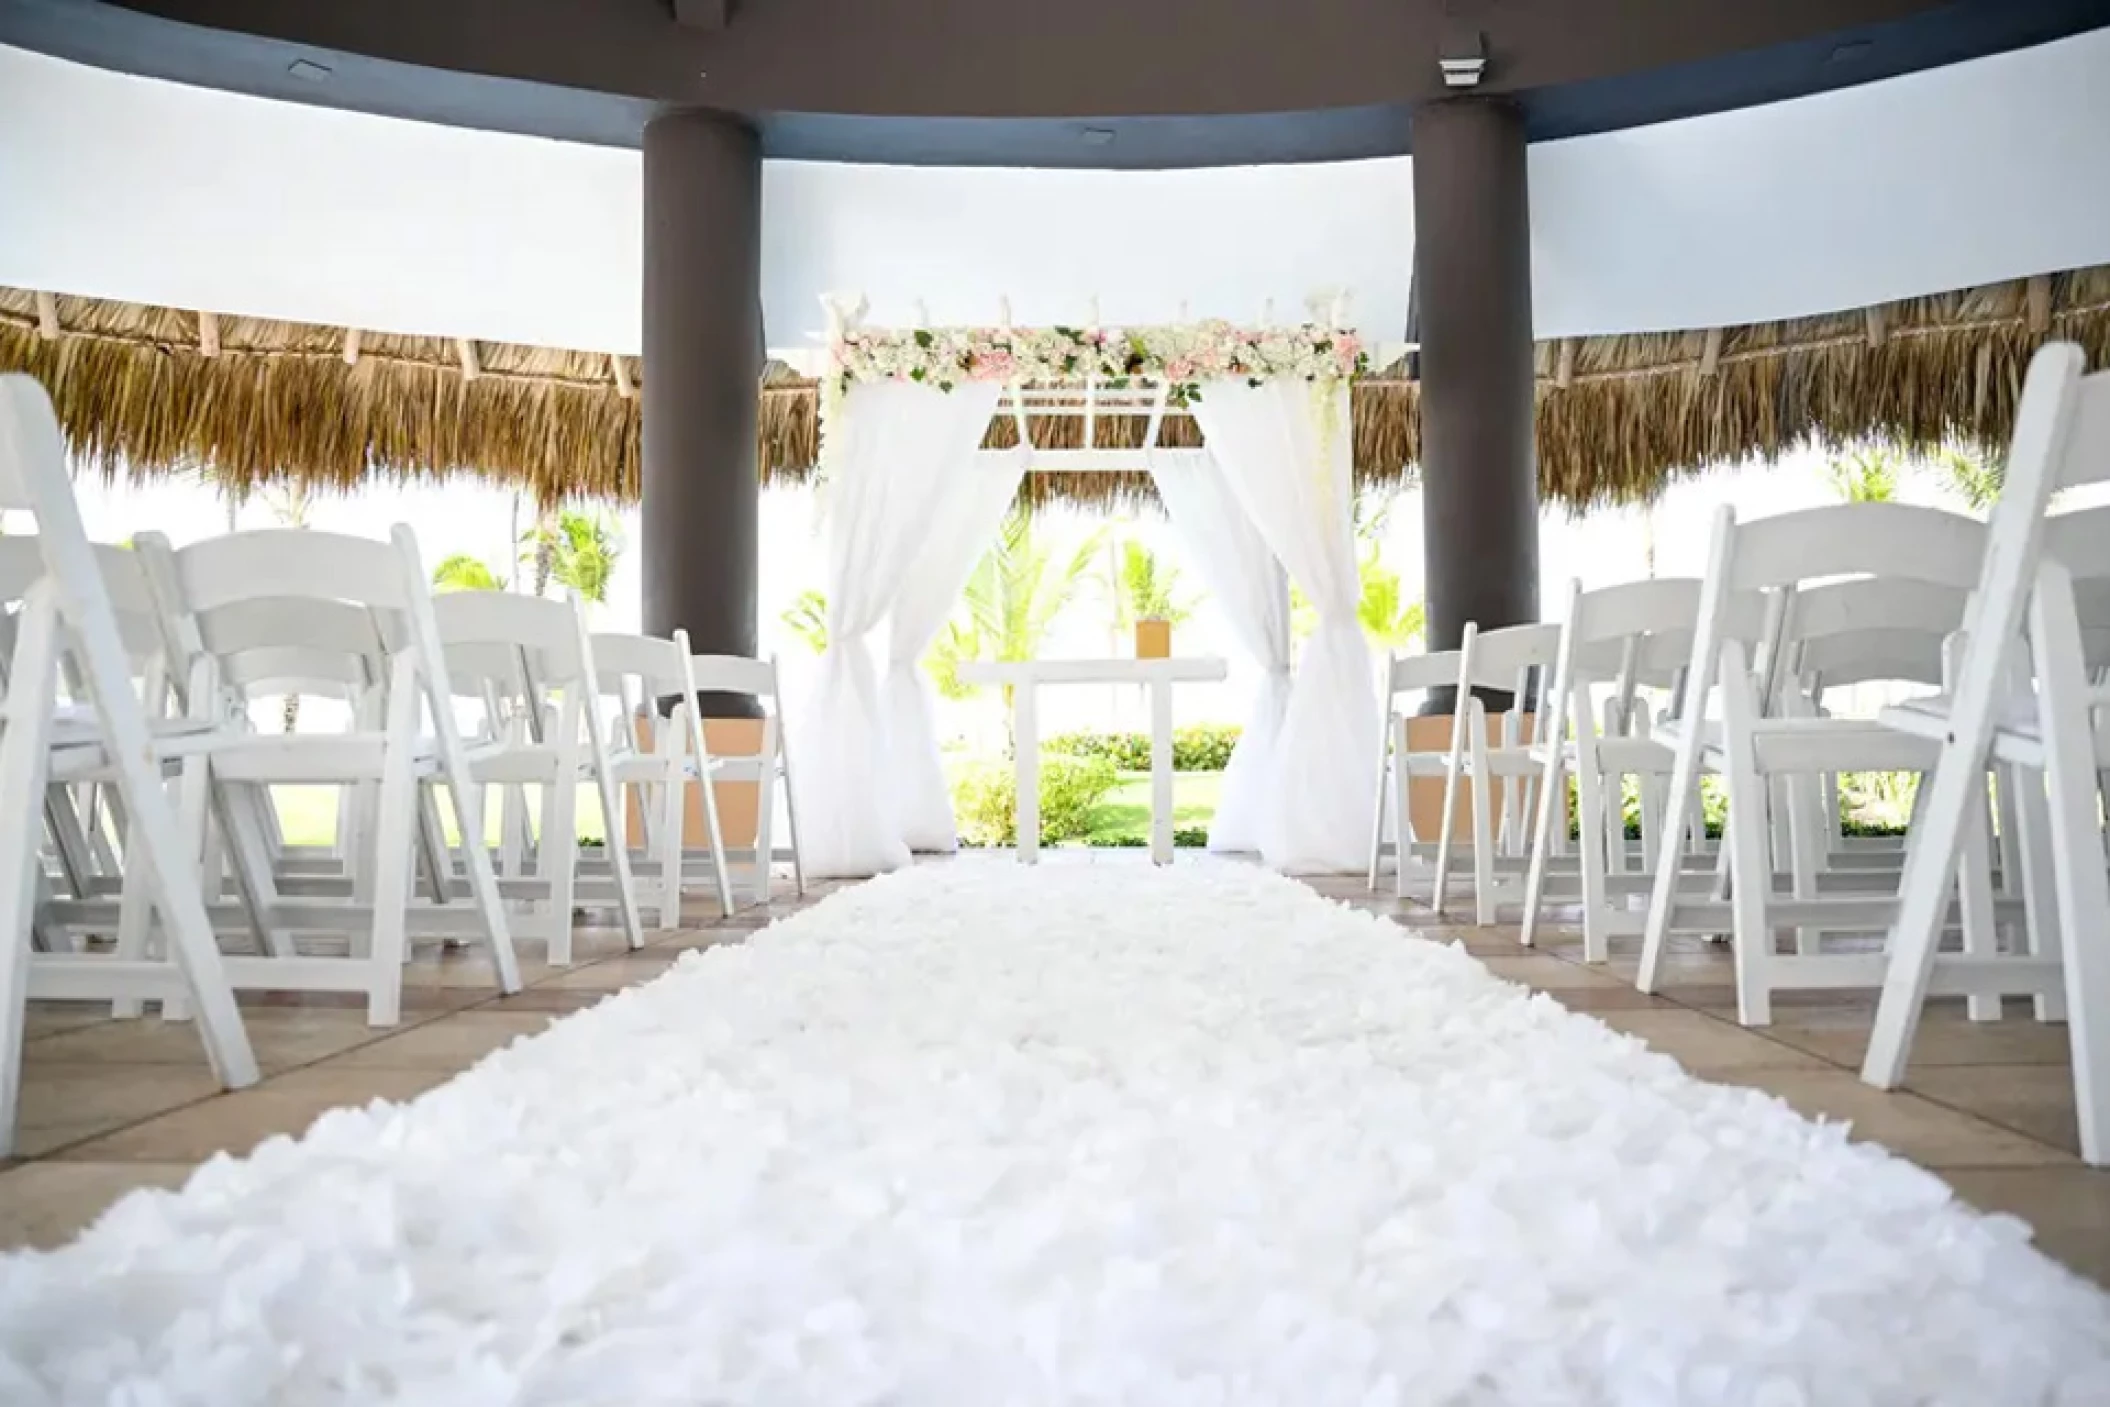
[1659,713,1942,773]
[1881,691,2110,767]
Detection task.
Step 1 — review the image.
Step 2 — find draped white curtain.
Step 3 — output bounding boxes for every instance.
[791,381,1004,878]
[1146,448,1290,855]
[883,446,1029,852]
[1190,381,1378,872]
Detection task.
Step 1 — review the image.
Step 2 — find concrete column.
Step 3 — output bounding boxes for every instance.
[642,107,762,713]
[1411,97,1539,709]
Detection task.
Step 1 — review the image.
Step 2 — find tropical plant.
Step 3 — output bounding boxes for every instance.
[432,553,507,593]
[927,511,1103,741]
[521,508,620,604]
[1931,444,2006,514]
[781,588,830,655]
[1825,447,1902,503]
[1356,553,1427,649]
[1109,539,1196,627]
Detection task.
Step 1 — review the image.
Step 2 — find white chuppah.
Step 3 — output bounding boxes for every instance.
[792,311,1379,876]
[6,862,2105,1402]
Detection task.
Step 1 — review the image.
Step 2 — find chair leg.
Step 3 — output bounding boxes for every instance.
[1468,709,1498,927]
[751,768,777,909]
[657,772,685,929]
[1431,710,1470,916]
[542,756,581,969]
[1956,765,2003,1022]
[583,711,645,952]
[1637,725,1710,996]
[364,710,419,1028]
[1718,667,1775,1027]
[0,610,61,1158]
[1367,716,1390,892]
[1391,718,1414,901]
[2010,776,2067,1022]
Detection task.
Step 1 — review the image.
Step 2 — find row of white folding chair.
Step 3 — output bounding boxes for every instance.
[0,375,259,1155]
[1630,502,2057,1028]
[128,525,523,1026]
[585,630,738,926]
[1867,343,2110,1164]
[430,590,645,966]
[665,654,806,908]
[1518,577,1737,959]
[1366,648,1462,896]
[1429,620,1564,924]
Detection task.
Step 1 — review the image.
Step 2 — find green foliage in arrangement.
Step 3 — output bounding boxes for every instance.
[951,754,1121,847]
[1044,725,1241,773]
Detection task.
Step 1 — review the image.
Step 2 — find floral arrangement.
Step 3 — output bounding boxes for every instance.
[828,321,1366,405]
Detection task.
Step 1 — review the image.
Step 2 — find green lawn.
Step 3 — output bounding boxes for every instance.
[1079,770,1222,845]
[268,786,609,849]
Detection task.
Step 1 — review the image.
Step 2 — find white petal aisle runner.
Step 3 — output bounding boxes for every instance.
[4,862,2108,1404]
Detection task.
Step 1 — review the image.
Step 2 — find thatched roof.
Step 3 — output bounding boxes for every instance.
[4,267,2107,513]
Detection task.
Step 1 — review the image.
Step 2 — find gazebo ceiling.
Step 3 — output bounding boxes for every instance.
[5,268,2104,515]
[5,0,2108,165]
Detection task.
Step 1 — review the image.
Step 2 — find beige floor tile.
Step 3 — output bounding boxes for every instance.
[1722,1068,2073,1168]
[23,1008,394,1075]
[651,928,752,953]
[23,1002,114,1041]
[1537,984,1680,1013]
[326,1012,554,1069]
[1478,954,1626,990]
[1907,1064,2081,1155]
[400,953,555,991]
[59,1067,449,1164]
[1594,1009,1827,1075]
[0,1161,196,1253]
[485,987,612,1014]
[1755,1001,2071,1070]
[13,1064,223,1158]
[536,953,686,991]
[1940,1166,2110,1288]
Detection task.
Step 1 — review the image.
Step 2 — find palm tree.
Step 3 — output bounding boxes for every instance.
[929,511,1103,747]
[521,509,620,605]
[1825,447,1902,503]
[432,554,507,593]
[780,588,829,654]
[1356,554,1426,649]
[1932,444,2006,515]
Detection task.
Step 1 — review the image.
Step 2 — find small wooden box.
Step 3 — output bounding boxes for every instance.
[1134,619,1172,659]
[620,717,764,848]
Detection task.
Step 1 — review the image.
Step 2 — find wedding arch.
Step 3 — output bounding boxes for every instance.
[791,300,1381,879]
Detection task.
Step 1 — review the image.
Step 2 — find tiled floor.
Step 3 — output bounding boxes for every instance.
[5,866,2107,1293]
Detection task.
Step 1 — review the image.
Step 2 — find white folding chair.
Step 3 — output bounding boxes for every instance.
[0,375,258,1155]
[1634,502,2035,1026]
[431,589,645,964]
[1430,621,1564,925]
[1865,343,2110,1164]
[587,628,736,926]
[136,525,522,1026]
[1518,578,1730,960]
[1366,648,1462,898]
[673,654,804,907]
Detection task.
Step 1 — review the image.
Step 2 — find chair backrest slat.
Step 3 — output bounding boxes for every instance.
[1725,502,1986,594]
[689,653,779,702]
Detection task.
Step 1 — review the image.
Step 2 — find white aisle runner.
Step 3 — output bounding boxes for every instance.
[3,862,2107,1403]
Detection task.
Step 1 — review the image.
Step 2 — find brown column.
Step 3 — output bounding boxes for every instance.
[1411,97,1539,710]
[642,107,762,714]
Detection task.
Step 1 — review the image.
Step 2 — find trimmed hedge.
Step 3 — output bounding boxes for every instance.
[952,754,1120,846]
[1045,725,1240,773]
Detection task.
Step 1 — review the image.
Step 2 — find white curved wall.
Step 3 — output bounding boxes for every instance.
[2,26,2108,354]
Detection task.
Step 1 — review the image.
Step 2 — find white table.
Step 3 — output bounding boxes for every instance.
[957,657,1230,864]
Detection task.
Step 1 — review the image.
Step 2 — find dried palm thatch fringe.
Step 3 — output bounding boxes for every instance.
[4,269,2108,514]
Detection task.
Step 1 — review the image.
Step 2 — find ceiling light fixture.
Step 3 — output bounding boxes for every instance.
[1080,128,1117,147]
[286,59,332,82]
[1439,28,1486,88]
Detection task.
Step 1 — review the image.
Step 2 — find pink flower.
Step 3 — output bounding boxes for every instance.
[976,349,1018,380]
[1164,357,1196,381]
